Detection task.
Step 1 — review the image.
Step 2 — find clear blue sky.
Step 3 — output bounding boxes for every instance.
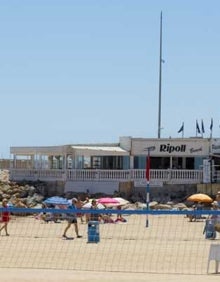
[0,0,220,157]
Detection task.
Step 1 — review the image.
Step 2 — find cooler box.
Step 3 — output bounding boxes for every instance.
[88,221,100,243]
[203,219,216,239]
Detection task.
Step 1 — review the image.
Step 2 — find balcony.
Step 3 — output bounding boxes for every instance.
[9,168,204,185]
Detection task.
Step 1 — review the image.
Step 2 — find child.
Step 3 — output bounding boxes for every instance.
[0,199,10,236]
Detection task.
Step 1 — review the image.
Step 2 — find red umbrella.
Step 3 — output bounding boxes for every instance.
[97,197,120,205]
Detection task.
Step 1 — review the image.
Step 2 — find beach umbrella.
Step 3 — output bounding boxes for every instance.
[97,197,120,208]
[82,202,105,209]
[113,197,129,206]
[97,197,120,205]
[44,196,69,206]
[102,197,130,208]
[187,193,213,203]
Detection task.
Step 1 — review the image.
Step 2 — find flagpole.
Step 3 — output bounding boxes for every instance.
[201,119,205,138]
[146,151,150,228]
[177,122,184,137]
[196,120,201,137]
[201,120,203,138]
[196,120,198,137]
[157,11,163,139]
[210,118,213,139]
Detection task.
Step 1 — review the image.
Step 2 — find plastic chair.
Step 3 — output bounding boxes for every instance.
[207,244,220,273]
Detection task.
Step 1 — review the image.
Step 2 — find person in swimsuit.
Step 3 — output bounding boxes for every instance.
[0,199,10,236]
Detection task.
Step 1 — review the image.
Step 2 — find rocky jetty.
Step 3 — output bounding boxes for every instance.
[0,170,44,207]
[0,170,194,210]
[0,169,9,182]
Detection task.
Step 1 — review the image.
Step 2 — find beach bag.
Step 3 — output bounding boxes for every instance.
[203,219,216,239]
[214,223,220,233]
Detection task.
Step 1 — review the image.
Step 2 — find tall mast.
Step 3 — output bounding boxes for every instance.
[157,11,163,138]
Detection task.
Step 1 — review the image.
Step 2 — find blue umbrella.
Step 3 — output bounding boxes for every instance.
[44,196,70,206]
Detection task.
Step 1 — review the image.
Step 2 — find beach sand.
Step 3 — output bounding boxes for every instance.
[0,212,219,281]
[1,268,220,282]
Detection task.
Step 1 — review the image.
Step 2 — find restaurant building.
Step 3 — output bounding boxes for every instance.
[9,136,220,195]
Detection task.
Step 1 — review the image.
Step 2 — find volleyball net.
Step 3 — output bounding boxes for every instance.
[0,207,220,275]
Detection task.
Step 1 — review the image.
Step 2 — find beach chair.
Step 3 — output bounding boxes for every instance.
[207,244,220,273]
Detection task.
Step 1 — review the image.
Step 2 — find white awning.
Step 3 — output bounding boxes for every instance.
[10,146,68,156]
[10,145,129,157]
[71,146,129,157]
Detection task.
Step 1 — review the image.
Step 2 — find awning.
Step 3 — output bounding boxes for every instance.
[10,146,68,156]
[71,146,129,157]
[10,145,129,157]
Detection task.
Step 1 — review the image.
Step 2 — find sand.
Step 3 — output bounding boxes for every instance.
[1,269,220,282]
[0,212,220,281]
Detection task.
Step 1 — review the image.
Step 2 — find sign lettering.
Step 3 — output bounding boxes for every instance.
[160,144,186,153]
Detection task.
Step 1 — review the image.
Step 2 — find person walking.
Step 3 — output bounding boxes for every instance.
[62,198,82,239]
[90,199,99,221]
[75,196,84,223]
[216,191,220,207]
[0,199,10,236]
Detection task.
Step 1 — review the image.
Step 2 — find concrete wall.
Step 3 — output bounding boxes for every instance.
[64,181,119,195]
[15,178,220,202]
[132,184,198,203]
[197,183,220,197]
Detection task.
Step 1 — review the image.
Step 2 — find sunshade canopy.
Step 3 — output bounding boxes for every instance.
[44,196,70,206]
[187,193,213,203]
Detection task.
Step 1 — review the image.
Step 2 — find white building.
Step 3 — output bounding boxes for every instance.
[9,136,220,195]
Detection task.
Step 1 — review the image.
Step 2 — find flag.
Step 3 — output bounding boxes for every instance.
[201,119,205,133]
[177,122,184,133]
[145,155,150,181]
[210,118,213,131]
[196,120,201,134]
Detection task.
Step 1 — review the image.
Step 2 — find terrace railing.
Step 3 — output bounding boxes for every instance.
[9,168,204,185]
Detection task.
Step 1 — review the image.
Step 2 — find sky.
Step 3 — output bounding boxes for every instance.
[0,0,220,157]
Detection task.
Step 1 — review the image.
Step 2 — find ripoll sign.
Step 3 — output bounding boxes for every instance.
[160,144,186,153]
[134,139,209,156]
